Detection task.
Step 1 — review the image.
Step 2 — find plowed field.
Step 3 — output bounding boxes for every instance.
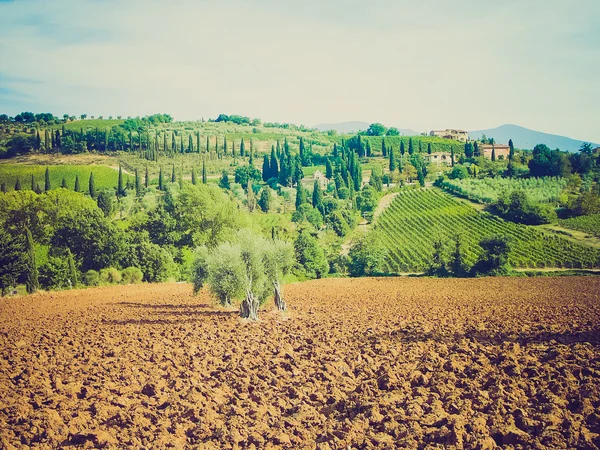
[1,278,600,449]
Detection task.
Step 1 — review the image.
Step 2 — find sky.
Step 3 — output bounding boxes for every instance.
[0,0,599,142]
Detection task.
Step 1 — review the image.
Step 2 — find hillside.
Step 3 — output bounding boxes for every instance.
[469,124,598,152]
[314,121,420,136]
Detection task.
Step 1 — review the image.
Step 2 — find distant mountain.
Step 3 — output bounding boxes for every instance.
[468,124,597,152]
[313,121,419,136]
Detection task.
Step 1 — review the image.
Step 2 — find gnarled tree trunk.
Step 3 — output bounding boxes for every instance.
[240,289,259,321]
[274,280,286,311]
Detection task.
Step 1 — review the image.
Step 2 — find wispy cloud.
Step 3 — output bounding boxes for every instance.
[0,0,598,142]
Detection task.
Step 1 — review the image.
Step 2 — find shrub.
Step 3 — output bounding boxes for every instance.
[99,267,121,284]
[348,234,387,277]
[39,257,71,289]
[121,267,143,284]
[84,269,100,286]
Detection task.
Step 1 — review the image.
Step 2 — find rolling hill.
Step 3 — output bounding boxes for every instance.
[313,121,419,136]
[469,124,598,152]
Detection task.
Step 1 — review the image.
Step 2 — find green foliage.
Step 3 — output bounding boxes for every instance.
[39,256,72,290]
[24,228,39,293]
[294,232,328,279]
[258,188,272,213]
[558,214,600,237]
[448,165,469,180]
[96,188,116,217]
[0,165,119,193]
[205,242,246,306]
[121,266,143,284]
[99,267,122,284]
[372,188,600,272]
[471,235,512,276]
[83,269,100,286]
[494,190,557,225]
[348,234,387,276]
[0,228,24,295]
[570,192,600,216]
[219,170,230,189]
[440,176,568,204]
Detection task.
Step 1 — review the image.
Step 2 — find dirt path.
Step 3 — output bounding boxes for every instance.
[1,278,599,448]
[341,191,398,255]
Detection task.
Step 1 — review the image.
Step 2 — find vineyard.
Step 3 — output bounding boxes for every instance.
[372,188,600,272]
[558,214,600,237]
[439,176,568,204]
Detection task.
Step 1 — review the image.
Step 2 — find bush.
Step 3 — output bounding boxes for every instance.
[39,257,71,290]
[84,269,100,286]
[121,267,143,284]
[348,234,387,277]
[99,267,122,284]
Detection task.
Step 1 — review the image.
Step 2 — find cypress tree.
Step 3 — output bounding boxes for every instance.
[31,174,35,191]
[24,228,39,294]
[312,179,323,209]
[44,167,51,191]
[295,181,307,208]
[163,132,167,154]
[474,141,480,157]
[189,134,194,153]
[262,155,270,182]
[508,139,515,161]
[418,140,422,153]
[219,170,230,189]
[15,177,21,191]
[427,143,432,154]
[180,134,185,154]
[117,165,124,197]
[197,132,201,154]
[202,158,207,184]
[270,147,279,179]
[158,167,164,191]
[192,168,197,185]
[44,129,50,152]
[400,140,405,157]
[381,138,387,157]
[408,138,414,155]
[145,166,149,188]
[67,250,78,287]
[232,140,236,158]
[249,140,254,164]
[451,148,455,166]
[35,130,41,150]
[325,159,333,179]
[333,142,338,158]
[389,146,396,172]
[223,136,228,157]
[74,175,80,192]
[206,136,210,156]
[172,133,176,155]
[89,172,96,198]
[61,177,67,189]
[240,138,245,157]
[299,137,305,164]
[258,188,271,213]
[34,183,42,194]
[491,146,496,162]
[55,129,61,149]
[1,182,6,193]
[135,168,142,196]
[171,164,176,183]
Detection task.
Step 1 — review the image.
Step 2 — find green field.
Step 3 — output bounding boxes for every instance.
[53,119,125,131]
[0,164,120,192]
[372,188,600,272]
[439,176,568,204]
[558,214,600,237]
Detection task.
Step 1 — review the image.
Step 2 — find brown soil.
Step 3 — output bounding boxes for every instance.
[1,278,600,449]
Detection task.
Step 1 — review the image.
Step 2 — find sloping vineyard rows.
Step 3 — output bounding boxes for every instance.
[373,189,600,273]
[440,176,568,204]
[558,214,600,237]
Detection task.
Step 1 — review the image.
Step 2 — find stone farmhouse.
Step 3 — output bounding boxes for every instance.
[424,151,453,165]
[429,129,469,143]
[479,144,510,160]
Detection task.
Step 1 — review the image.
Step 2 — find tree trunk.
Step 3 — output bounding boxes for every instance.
[240,289,259,321]
[274,281,286,311]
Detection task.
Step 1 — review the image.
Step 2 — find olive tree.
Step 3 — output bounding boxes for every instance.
[262,239,295,311]
[192,230,294,320]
